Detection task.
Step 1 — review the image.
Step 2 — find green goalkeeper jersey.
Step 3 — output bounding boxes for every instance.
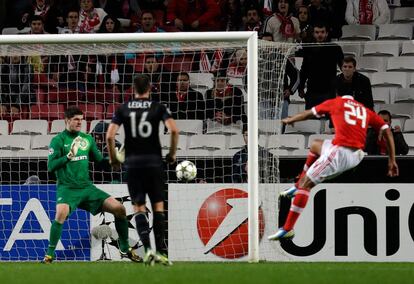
[48,129,103,189]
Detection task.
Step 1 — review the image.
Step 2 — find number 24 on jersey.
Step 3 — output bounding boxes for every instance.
[344,102,367,128]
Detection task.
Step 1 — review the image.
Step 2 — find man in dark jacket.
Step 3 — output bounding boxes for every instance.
[365,110,409,155]
[335,56,374,110]
[159,72,205,120]
[91,121,124,183]
[205,71,246,125]
[261,32,299,120]
[232,126,275,183]
[298,22,344,109]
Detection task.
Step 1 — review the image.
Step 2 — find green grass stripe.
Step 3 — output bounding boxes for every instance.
[1,262,414,284]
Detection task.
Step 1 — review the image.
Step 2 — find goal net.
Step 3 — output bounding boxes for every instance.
[0,33,294,262]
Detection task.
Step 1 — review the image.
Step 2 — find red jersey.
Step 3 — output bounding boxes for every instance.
[312,96,388,149]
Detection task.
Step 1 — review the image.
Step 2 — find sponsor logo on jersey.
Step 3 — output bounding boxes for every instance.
[78,138,89,151]
[71,155,88,161]
[48,148,54,155]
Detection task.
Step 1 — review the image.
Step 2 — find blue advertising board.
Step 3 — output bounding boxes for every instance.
[0,185,90,261]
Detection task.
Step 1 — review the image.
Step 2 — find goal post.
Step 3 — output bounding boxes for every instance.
[0,32,296,262]
[246,32,259,263]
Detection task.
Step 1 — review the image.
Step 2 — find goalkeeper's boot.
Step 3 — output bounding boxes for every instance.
[268,228,295,241]
[41,255,53,264]
[120,247,142,263]
[143,249,156,266]
[279,186,297,199]
[155,252,173,266]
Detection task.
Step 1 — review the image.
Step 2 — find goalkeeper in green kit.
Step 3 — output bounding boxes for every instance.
[42,106,141,263]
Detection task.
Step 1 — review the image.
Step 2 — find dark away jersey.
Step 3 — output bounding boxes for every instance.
[112,99,172,168]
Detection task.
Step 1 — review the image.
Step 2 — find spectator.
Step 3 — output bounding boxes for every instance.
[308,0,335,37]
[205,70,246,125]
[57,54,87,93]
[129,1,164,31]
[328,0,347,39]
[30,0,51,21]
[30,54,59,98]
[28,16,59,92]
[90,120,124,183]
[98,14,121,33]
[93,52,133,96]
[244,5,263,32]
[56,9,85,92]
[141,54,172,98]
[0,56,34,116]
[28,15,58,93]
[6,0,32,28]
[227,48,247,80]
[365,110,409,155]
[232,125,275,183]
[166,0,221,31]
[281,56,299,120]
[91,121,121,154]
[345,0,390,25]
[296,5,313,43]
[294,0,309,11]
[78,0,107,33]
[298,22,344,110]
[93,0,134,19]
[243,0,277,17]
[335,56,374,110]
[30,15,47,34]
[220,0,244,31]
[58,8,80,33]
[19,0,56,32]
[159,72,205,120]
[136,10,165,33]
[49,0,80,29]
[261,32,299,120]
[262,0,300,43]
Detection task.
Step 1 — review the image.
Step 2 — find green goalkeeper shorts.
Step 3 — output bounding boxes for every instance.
[56,185,111,215]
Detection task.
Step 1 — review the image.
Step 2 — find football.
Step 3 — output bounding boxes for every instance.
[176,160,197,181]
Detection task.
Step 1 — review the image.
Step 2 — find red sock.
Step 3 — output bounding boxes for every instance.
[295,151,319,187]
[283,188,310,231]
[304,151,319,172]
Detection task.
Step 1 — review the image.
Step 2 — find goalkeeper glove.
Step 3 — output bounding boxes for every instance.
[115,144,125,163]
[67,136,81,160]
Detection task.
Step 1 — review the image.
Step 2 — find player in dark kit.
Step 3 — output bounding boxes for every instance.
[106,74,178,266]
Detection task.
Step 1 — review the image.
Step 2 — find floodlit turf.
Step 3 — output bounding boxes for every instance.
[1,262,414,284]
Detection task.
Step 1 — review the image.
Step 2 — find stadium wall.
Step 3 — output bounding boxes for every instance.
[2,183,414,261]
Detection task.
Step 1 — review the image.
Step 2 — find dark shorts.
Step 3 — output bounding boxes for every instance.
[57,185,111,215]
[127,167,165,206]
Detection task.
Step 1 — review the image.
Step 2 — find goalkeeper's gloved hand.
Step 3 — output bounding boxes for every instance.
[67,136,81,160]
[115,144,125,163]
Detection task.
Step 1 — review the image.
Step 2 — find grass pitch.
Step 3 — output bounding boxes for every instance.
[1,262,413,284]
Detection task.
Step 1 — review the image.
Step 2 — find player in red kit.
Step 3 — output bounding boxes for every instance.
[268,95,399,241]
